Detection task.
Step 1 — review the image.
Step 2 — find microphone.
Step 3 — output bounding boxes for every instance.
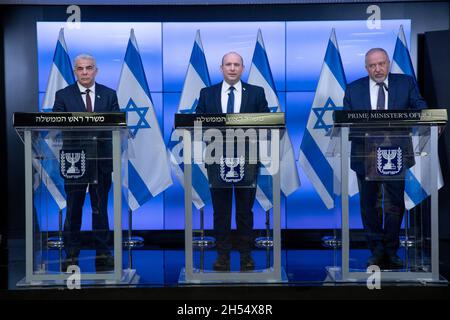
[381,82,388,92]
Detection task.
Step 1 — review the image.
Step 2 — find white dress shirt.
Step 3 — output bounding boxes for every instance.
[77,82,96,111]
[221,81,242,113]
[369,77,389,110]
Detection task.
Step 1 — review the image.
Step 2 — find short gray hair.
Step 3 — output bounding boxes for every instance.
[74,53,96,68]
[365,48,390,64]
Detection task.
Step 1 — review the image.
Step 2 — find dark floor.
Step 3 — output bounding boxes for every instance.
[0,236,450,301]
[1,237,450,300]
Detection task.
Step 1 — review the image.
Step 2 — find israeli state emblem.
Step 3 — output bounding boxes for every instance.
[60,149,86,179]
[376,146,403,176]
[220,156,245,183]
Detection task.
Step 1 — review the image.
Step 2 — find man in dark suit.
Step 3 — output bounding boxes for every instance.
[196,52,269,271]
[53,53,120,272]
[343,48,427,269]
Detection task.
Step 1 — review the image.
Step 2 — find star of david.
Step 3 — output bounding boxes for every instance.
[312,98,341,133]
[123,98,151,136]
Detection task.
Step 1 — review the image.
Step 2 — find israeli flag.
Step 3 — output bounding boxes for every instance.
[168,30,212,209]
[38,28,75,210]
[392,25,444,210]
[118,29,173,211]
[248,29,301,211]
[41,28,75,112]
[299,29,357,209]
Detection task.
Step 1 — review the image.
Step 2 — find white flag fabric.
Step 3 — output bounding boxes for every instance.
[392,25,444,210]
[38,28,75,209]
[41,28,75,112]
[299,29,357,209]
[248,29,301,211]
[167,30,212,209]
[117,29,172,211]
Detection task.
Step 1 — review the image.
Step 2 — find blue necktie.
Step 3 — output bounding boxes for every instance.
[226,86,235,114]
[376,82,386,110]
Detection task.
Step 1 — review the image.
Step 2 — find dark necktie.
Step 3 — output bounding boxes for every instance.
[376,82,386,110]
[85,89,93,112]
[226,86,235,114]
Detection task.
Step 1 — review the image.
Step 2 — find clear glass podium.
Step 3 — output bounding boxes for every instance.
[174,113,287,283]
[327,109,447,283]
[13,112,136,286]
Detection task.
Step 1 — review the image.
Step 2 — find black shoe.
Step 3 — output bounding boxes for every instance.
[240,254,255,271]
[96,254,115,272]
[213,254,230,271]
[366,254,384,268]
[386,254,404,269]
[62,256,79,273]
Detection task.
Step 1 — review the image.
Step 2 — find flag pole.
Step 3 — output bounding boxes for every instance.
[123,207,144,251]
[192,208,215,249]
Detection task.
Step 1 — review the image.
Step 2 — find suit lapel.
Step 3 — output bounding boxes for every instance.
[71,84,86,112]
[214,83,223,113]
[388,74,397,109]
[94,83,103,112]
[240,82,249,113]
[362,77,371,110]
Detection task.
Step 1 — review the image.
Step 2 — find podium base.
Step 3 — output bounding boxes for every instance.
[325,266,447,284]
[178,267,288,284]
[192,236,216,248]
[255,237,273,248]
[123,236,145,248]
[16,269,138,288]
[47,237,64,249]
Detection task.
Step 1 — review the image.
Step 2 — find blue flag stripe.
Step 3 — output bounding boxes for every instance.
[191,164,212,203]
[191,42,211,87]
[167,138,211,203]
[128,162,153,206]
[252,41,276,92]
[300,130,334,198]
[36,137,66,197]
[324,40,347,91]
[54,41,75,85]
[257,174,273,202]
[405,170,428,205]
[393,37,416,82]
[175,160,211,203]
[124,40,153,102]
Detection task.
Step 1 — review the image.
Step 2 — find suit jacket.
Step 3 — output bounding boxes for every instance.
[53,82,121,174]
[196,81,269,114]
[196,81,269,187]
[343,73,428,176]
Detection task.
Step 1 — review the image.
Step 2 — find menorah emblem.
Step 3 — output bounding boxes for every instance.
[60,149,86,179]
[220,156,245,183]
[376,147,402,176]
[381,149,397,170]
[225,157,239,178]
[66,152,81,174]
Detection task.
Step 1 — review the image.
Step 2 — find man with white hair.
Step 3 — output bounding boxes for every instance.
[53,53,120,273]
[343,48,427,269]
